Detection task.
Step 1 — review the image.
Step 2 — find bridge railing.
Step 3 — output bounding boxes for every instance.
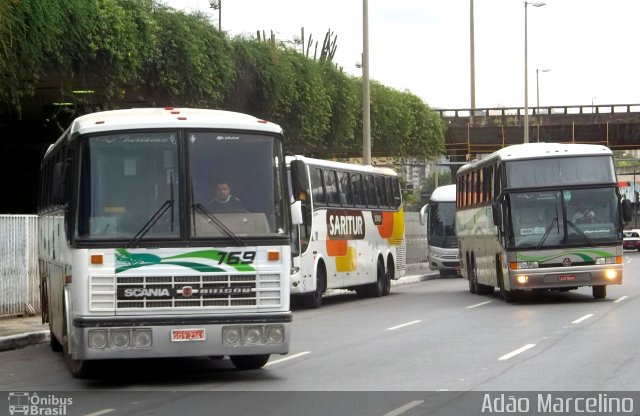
[436,104,640,118]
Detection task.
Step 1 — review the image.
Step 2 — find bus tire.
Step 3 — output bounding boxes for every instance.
[49,331,63,352]
[301,266,325,309]
[230,354,270,370]
[62,304,92,379]
[357,260,385,298]
[592,285,607,299]
[383,259,392,296]
[468,259,477,294]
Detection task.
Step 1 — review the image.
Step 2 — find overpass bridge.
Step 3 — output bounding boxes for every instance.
[437,104,640,163]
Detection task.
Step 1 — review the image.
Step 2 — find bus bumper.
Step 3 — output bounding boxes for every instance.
[71,313,291,360]
[507,266,622,291]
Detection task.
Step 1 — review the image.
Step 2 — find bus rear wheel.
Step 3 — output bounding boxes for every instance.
[230,354,270,370]
[592,285,607,299]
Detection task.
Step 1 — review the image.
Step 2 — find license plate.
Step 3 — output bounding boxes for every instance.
[171,328,206,342]
[559,274,577,281]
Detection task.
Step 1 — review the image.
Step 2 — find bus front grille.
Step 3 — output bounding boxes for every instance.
[89,273,282,311]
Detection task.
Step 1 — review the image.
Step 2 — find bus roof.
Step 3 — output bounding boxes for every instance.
[286,155,397,177]
[70,108,282,138]
[43,108,284,161]
[458,142,612,175]
[430,184,456,202]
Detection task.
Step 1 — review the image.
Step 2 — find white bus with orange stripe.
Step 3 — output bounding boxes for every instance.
[287,155,406,308]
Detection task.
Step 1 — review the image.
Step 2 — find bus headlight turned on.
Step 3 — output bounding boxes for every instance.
[605,270,618,280]
[516,275,529,284]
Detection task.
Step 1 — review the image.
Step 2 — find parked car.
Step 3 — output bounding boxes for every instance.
[623,230,640,250]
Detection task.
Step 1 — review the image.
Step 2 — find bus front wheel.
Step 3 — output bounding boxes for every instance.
[230,354,270,370]
[592,285,607,299]
[62,305,92,379]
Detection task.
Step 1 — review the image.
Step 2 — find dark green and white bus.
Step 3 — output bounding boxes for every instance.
[455,142,631,302]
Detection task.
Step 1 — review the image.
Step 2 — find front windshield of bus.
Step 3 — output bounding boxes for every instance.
[76,132,180,241]
[428,201,457,248]
[507,188,622,249]
[188,131,286,238]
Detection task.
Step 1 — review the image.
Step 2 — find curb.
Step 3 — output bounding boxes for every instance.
[0,330,50,352]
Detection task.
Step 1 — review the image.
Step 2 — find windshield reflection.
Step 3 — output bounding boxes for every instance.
[507,188,622,249]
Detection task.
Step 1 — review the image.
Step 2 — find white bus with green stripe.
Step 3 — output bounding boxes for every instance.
[455,143,632,302]
[38,108,302,378]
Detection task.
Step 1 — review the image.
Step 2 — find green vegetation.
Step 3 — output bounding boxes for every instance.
[0,0,444,159]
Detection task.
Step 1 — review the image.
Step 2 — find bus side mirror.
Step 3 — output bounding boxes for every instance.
[291,200,303,225]
[621,199,633,223]
[419,204,428,225]
[290,160,308,201]
[492,202,502,226]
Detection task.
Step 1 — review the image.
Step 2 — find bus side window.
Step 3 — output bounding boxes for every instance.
[310,167,326,206]
[351,173,365,207]
[324,169,340,205]
[338,171,353,206]
[364,174,378,208]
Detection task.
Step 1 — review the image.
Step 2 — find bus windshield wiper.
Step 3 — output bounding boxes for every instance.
[192,203,247,247]
[537,204,560,249]
[537,216,558,249]
[126,199,174,247]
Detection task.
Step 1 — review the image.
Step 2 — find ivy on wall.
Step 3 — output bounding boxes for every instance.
[0,0,444,160]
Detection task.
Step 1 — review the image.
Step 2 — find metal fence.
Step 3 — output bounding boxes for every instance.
[0,215,39,317]
[0,213,429,318]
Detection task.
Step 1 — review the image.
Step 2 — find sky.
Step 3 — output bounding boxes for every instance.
[163,0,640,110]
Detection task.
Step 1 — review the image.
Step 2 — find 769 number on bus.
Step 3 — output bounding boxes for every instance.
[218,251,256,265]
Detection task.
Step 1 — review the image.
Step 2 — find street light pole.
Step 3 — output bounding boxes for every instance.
[208,0,221,32]
[470,0,476,110]
[524,1,545,144]
[362,0,371,165]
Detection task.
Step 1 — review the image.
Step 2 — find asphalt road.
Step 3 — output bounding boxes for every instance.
[2,253,640,415]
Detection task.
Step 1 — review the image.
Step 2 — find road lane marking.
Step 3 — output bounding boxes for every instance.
[466,300,492,309]
[84,410,115,416]
[387,320,421,331]
[614,296,628,303]
[382,400,424,416]
[498,344,536,361]
[571,314,594,324]
[265,351,311,366]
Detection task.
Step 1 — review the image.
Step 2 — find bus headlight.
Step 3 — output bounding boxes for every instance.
[132,329,152,348]
[605,270,618,280]
[510,262,538,270]
[110,330,130,348]
[516,275,529,284]
[88,330,108,349]
[223,326,242,346]
[244,326,264,345]
[266,325,285,344]
[596,257,618,265]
